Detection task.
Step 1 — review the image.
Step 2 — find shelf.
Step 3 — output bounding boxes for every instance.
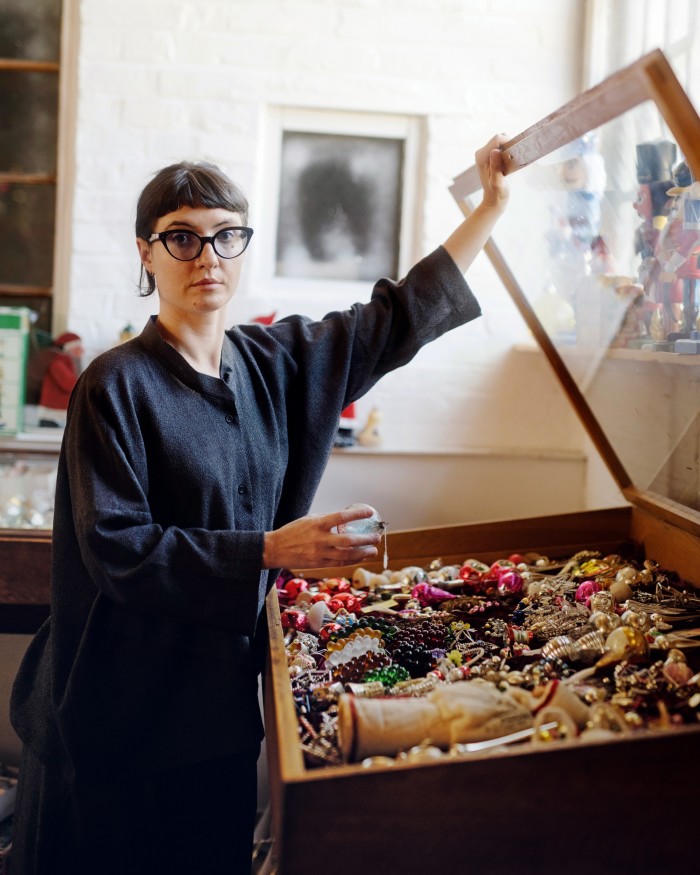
[513,342,700,366]
[331,443,584,460]
[0,431,63,455]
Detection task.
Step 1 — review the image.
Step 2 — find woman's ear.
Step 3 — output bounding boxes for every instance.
[136,237,153,273]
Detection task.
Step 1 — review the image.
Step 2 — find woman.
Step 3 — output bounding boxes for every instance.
[10,134,508,874]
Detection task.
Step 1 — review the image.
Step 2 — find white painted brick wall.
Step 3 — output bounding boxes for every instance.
[64,0,594,458]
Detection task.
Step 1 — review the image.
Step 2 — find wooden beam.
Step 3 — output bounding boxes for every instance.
[0,284,53,297]
[450,48,673,199]
[0,173,57,186]
[0,59,59,73]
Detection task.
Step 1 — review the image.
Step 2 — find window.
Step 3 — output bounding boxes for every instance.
[0,0,63,333]
[585,0,700,101]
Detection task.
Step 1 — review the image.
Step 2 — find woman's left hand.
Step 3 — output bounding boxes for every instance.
[476,133,510,213]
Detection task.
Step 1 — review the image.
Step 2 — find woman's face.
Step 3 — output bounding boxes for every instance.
[137,206,246,320]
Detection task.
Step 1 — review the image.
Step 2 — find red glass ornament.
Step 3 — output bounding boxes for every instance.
[327,591,352,604]
[281,609,310,632]
[327,592,364,613]
[319,577,351,593]
[310,591,332,604]
[285,578,309,600]
[488,559,516,579]
[458,562,485,583]
[319,622,343,643]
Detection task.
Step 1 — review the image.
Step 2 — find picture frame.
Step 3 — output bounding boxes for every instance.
[256,107,423,301]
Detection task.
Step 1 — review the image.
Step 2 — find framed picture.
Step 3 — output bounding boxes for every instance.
[257,108,423,297]
[276,130,404,282]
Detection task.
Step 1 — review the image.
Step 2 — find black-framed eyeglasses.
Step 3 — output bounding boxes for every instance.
[148,226,254,261]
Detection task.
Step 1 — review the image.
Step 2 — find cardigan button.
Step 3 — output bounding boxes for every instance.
[225,414,234,424]
[237,485,246,495]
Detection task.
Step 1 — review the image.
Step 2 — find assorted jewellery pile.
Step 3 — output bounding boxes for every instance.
[276,549,700,768]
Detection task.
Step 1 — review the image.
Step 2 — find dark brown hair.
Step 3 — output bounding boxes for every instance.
[135,161,249,296]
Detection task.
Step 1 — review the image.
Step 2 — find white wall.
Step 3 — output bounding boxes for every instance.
[60,0,591,461]
[311,445,588,529]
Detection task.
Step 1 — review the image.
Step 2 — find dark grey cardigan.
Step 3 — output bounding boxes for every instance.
[11,246,480,776]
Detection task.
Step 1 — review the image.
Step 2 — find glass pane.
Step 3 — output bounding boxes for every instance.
[0,71,59,173]
[0,452,57,529]
[0,0,62,62]
[490,97,700,512]
[276,131,404,281]
[0,183,55,286]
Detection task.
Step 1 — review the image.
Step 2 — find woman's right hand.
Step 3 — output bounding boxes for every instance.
[262,506,381,569]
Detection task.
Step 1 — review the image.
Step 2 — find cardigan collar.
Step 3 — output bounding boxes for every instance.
[139,315,236,402]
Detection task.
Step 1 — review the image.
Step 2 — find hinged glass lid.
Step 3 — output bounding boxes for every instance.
[451,50,700,522]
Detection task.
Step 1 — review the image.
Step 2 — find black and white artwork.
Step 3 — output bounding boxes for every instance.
[275,131,404,281]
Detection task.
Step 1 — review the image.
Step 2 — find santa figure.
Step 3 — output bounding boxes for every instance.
[37,332,84,427]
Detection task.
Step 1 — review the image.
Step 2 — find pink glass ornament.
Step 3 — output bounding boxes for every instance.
[411,582,455,607]
[576,580,602,604]
[497,570,524,596]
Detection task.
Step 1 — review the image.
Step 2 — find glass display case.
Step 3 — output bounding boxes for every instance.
[263,51,700,875]
[0,440,58,530]
[450,48,700,530]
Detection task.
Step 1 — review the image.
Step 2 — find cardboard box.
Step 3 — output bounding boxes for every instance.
[0,308,31,436]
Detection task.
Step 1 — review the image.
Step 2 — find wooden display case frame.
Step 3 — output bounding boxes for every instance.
[0,530,51,632]
[264,50,700,874]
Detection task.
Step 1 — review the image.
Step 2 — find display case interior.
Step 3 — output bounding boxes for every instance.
[264,50,700,875]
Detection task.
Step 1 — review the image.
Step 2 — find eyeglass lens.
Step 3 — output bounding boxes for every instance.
[163,228,251,260]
